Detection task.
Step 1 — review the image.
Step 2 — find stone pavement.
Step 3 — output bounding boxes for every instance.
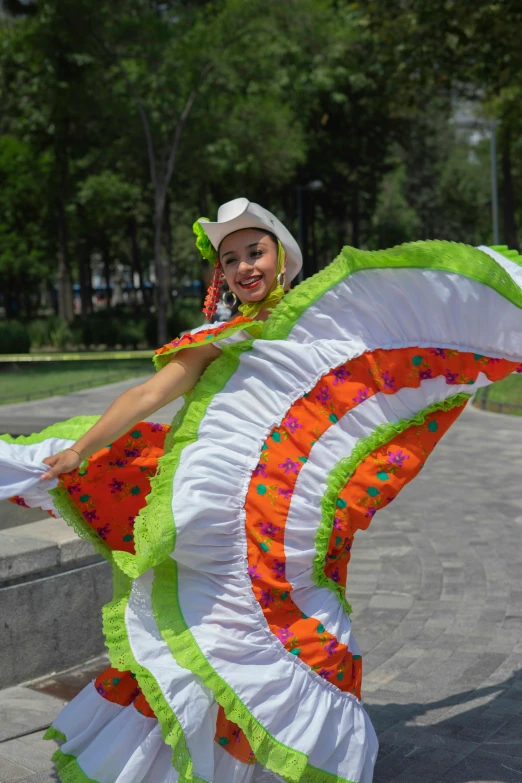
[1,403,522,782]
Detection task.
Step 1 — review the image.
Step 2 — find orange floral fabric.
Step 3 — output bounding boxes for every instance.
[59,422,169,554]
[324,404,465,593]
[244,347,520,695]
[215,706,257,764]
[154,316,255,367]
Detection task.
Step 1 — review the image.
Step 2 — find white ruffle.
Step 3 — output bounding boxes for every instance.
[50,681,274,783]
[164,264,522,779]
[53,682,178,783]
[0,437,73,507]
[125,570,218,782]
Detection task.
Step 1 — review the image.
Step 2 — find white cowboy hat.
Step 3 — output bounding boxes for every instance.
[199,198,303,282]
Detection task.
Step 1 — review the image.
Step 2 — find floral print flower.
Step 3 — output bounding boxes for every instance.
[325,639,338,657]
[278,458,300,475]
[332,366,351,385]
[124,447,140,458]
[84,509,99,523]
[419,368,433,380]
[317,667,335,680]
[96,523,110,539]
[257,521,280,538]
[150,423,164,432]
[387,448,410,468]
[67,483,81,495]
[253,462,267,478]
[111,458,128,468]
[260,589,274,608]
[109,478,124,493]
[96,683,108,697]
[315,386,332,404]
[283,415,302,434]
[353,387,370,404]
[232,728,242,743]
[276,624,293,643]
[430,348,446,358]
[333,516,342,530]
[381,370,396,391]
[278,488,293,500]
[365,507,376,519]
[272,559,286,579]
[445,370,458,384]
[330,567,341,583]
[247,564,260,579]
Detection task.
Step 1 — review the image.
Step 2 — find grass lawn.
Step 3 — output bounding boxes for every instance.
[474,372,522,415]
[0,359,154,404]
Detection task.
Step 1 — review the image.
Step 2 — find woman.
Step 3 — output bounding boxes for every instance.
[3,199,522,783]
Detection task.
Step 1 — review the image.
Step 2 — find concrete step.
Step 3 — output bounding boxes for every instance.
[0,518,112,690]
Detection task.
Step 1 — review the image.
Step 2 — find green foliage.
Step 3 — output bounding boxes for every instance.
[0,321,31,353]
[28,317,76,349]
[1,0,522,325]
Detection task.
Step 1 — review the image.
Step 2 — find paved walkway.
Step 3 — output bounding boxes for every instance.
[1,402,522,782]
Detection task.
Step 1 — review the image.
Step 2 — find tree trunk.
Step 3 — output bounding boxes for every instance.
[78,246,92,316]
[56,195,74,323]
[102,236,112,308]
[502,130,518,250]
[129,217,144,304]
[154,190,169,346]
[351,185,360,248]
[164,194,173,291]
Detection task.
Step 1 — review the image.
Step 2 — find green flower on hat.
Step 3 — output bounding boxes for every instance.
[193,218,217,263]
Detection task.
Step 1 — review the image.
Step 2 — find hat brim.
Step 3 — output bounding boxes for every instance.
[199,207,302,282]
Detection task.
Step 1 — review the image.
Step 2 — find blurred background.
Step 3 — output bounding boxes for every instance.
[0,0,521,407]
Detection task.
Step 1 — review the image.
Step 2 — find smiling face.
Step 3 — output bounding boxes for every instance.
[219,228,283,304]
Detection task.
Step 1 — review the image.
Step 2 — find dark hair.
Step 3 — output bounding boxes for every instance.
[218,228,278,257]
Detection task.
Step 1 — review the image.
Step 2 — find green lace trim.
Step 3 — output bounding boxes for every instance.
[102,565,207,783]
[51,749,99,783]
[0,416,100,444]
[50,484,116,564]
[490,244,522,266]
[113,340,254,578]
[115,239,522,580]
[43,726,67,743]
[153,320,263,371]
[315,392,471,615]
[263,240,522,342]
[152,559,357,783]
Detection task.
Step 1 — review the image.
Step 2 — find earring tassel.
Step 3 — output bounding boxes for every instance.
[203,260,224,320]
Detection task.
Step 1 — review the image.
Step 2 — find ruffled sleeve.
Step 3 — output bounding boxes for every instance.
[153,316,262,371]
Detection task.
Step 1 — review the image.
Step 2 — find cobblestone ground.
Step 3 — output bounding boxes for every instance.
[1,404,521,782]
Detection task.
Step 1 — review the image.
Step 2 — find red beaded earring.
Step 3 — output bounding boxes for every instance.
[202,259,225,320]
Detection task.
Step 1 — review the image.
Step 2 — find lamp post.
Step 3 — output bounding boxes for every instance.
[296,180,323,283]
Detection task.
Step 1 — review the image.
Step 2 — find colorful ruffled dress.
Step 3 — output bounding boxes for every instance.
[2,241,522,783]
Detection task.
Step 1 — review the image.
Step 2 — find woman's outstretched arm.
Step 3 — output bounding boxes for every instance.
[39,343,220,481]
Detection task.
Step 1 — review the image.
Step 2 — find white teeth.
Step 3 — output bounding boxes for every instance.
[239,277,261,285]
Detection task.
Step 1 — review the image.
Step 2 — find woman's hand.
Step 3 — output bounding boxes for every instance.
[40,449,81,481]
